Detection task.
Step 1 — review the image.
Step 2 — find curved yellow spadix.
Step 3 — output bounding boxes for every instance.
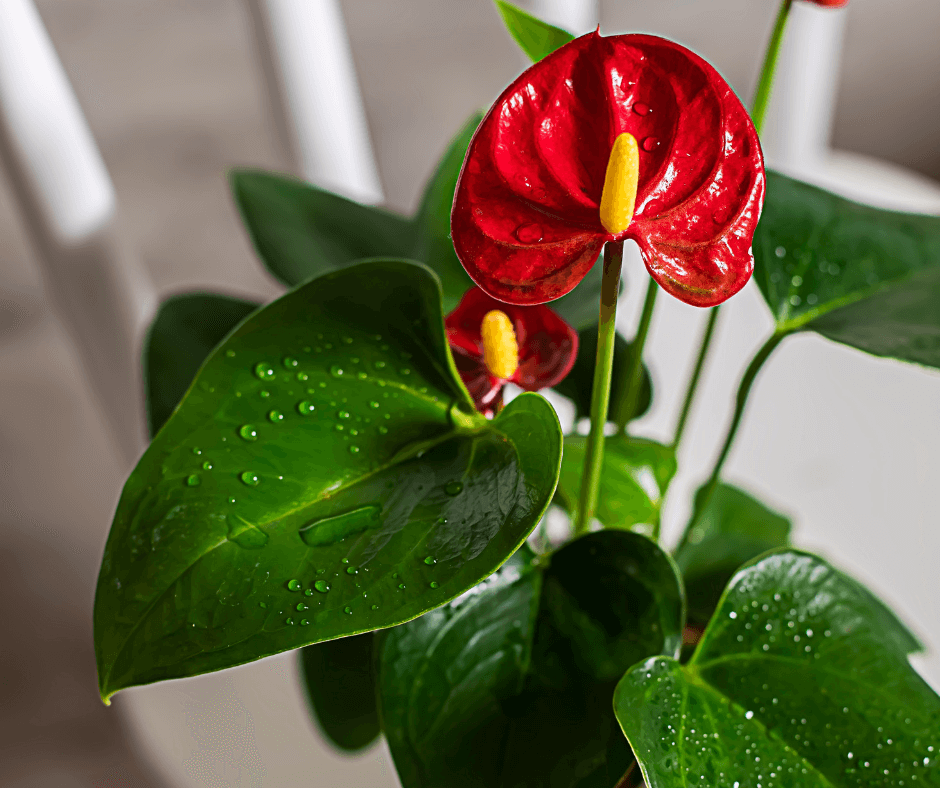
[481,310,519,380]
[599,132,640,235]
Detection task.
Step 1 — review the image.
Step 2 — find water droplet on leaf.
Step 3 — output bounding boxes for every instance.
[240,470,261,486]
[239,424,259,441]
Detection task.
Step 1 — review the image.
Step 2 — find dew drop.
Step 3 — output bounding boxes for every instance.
[344,606,353,615]
[400,368,411,376]
[642,136,659,152]
[296,602,309,611]
[282,356,298,369]
[304,588,314,597]
[260,390,270,398]
[239,424,259,441]
[424,556,437,565]
[297,400,315,416]
[186,474,201,487]
[445,481,464,496]
[346,566,358,575]
[226,349,236,358]
[192,447,202,455]
[254,362,275,379]
[286,617,295,626]
[775,246,786,258]
[296,371,309,381]
[314,580,331,593]
[371,604,378,610]
[398,583,406,590]
[378,426,388,435]
[430,581,439,589]
[240,470,261,486]
[633,102,651,116]
[330,365,345,378]
[202,460,213,471]
[300,619,309,626]
[515,223,543,243]
[259,601,267,608]
[268,409,284,423]
[369,401,380,409]
[349,445,360,454]
[287,579,302,591]
[338,410,350,420]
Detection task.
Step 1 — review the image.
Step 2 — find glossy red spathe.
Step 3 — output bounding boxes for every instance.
[446,286,578,415]
[451,31,765,308]
[805,0,848,6]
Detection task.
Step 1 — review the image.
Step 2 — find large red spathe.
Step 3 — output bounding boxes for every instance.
[452,31,765,308]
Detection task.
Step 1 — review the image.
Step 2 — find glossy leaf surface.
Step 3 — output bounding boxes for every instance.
[94,261,562,701]
[299,633,379,751]
[144,293,259,436]
[494,0,574,62]
[452,32,764,307]
[556,437,676,535]
[755,171,940,368]
[553,324,652,428]
[232,116,481,312]
[615,550,940,788]
[675,483,791,624]
[378,531,684,788]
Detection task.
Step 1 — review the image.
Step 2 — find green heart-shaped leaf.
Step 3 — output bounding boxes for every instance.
[378,530,684,788]
[494,1,575,63]
[553,324,653,429]
[94,261,562,701]
[675,483,791,624]
[299,633,379,752]
[555,436,676,536]
[231,115,482,312]
[615,550,940,788]
[755,171,940,368]
[145,293,259,436]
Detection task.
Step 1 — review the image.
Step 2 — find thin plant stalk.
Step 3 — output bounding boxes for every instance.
[621,279,658,425]
[573,240,624,535]
[670,0,794,452]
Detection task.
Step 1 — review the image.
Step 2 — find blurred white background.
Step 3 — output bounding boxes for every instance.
[0,0,938,786]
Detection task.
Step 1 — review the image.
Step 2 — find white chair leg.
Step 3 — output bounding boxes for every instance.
[0,0,154,465]
[529,0,599,35]
[245,0,384,205]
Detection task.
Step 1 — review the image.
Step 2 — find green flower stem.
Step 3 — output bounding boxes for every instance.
[672,306,719,450]
[622,278,658,425]
[677,330,788,552]
[670,0,793,454]
[573,240,624,536]
[751,0,795,133]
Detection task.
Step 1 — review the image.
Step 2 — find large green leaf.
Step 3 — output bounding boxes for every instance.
[675,483,791,624]
[755,171,940,368]
[553,323,652,429]
[555,436,676,536]
[231,115,481,312]
[378,530,684,788]
[494,1,575,63]
[299,633,379,752]
[615,550,940,788]
[144,293,259,436]
[94,261,562,701]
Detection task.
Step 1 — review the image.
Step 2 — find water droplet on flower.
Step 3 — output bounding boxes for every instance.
[633,102,651,116]
[239,424,259,441]
[268,409,284,423]
[642,136,659,152]
[314,580,330,593]
[240,470,261,486]
[445,481,464,496]
[287,579,302,591]
[186,474,201,487]
[297,400,315,415]
[255,362,275,379]
[515,223,543,243]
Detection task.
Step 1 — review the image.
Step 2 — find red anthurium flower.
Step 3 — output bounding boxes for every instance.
[805,0,847,6]
[446,286,578,415]
[451,31,765,308]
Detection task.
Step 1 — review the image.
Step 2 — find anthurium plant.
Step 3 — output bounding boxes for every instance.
[94,2,940,786]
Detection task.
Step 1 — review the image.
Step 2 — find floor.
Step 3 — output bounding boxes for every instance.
[1,1,939,786]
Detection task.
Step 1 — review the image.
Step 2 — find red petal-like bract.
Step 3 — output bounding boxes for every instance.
[445,287,578,415]
[452,31,765,308]
[805,0,847,6]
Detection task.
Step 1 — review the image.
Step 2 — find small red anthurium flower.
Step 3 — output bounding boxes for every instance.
[805,0,847,6]
[446,286,578,416]
[451,31,765,308]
